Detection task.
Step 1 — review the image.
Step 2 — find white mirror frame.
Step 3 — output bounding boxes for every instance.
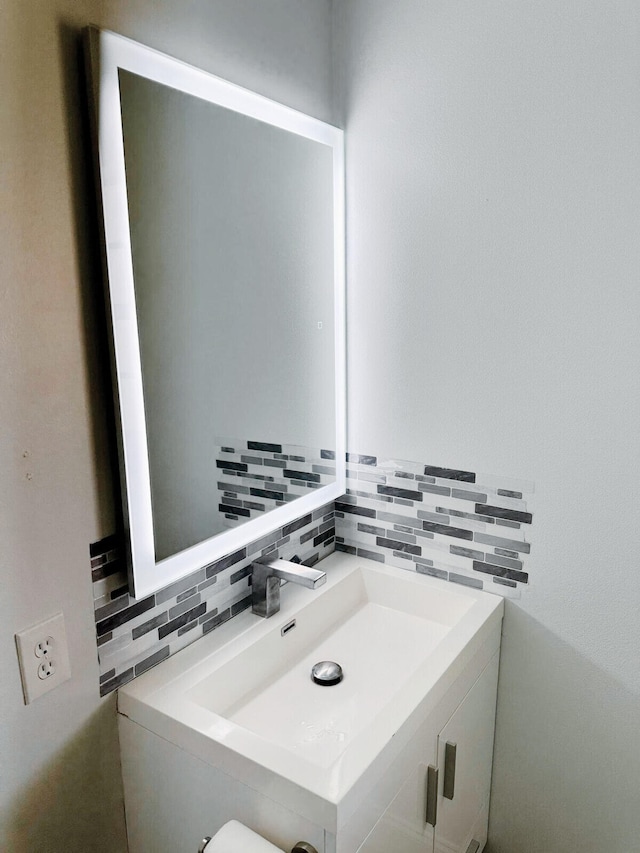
[85,28,346,599]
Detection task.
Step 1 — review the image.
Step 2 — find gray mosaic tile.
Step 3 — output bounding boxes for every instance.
[99,668,116,684]
[497,489,523,499]
[474,532,531,553]
[493,576,517,588]
[418,510,450,524]
[347,453,377,465]
[156,570,207,605]
[230,566,252,584]
[494,547,520,558]
[483,553,523,571]
[300,526,319,544]
[134,645,170,676]
[177,619,200,637]
[417,564,447,580]
[392,550,415,561]
[375,510,416,528]
[282,513,313,537]
[96,596,156,637]
[176,586,198,603]
[93,449,532,698]
[449,573,483,589]
[472,560,528,584]
[450,545,485,561]
[312,464,336,476]
[336,452,533,599]
[376,537,421,556]
[131,612,169,641]
[414,529,436,540]
[248,441,282,453]
[418,483,451,496]
[202,608,231,634]
[422,522,473,541]
[452,488,487,503]
[385,529,416,544]
[244,500,266,512]
[356,547,384,562]
[159,602,207,640]
[423,466,475,482]
[475,504,532,524]
[99,668,134,697]
[169,594,202,620]
[94,594,131,622]
[205,548,246,578]
[378,485,423,501]
[231,595,252,616]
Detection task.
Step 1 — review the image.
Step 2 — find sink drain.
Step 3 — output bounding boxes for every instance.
[311,661,343,686]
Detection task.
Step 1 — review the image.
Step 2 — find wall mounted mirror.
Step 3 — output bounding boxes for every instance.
[86,29,345,598]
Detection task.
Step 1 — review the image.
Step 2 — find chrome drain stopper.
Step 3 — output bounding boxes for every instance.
[311,661,343,686]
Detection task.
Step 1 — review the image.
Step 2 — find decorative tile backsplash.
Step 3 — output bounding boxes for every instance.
[335,453,533,598]
[91,449,533,696]
[91,503,335,696]
[215,438,337,530]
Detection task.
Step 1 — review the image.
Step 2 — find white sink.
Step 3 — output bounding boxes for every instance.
[188,562,467,767]
[118,553,503,832]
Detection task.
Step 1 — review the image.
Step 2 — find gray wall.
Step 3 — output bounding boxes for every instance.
[334,1,640,851]
[0,2,333,850]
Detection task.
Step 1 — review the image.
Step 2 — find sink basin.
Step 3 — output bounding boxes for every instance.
[188,562,466,768]
[118,553,503,831]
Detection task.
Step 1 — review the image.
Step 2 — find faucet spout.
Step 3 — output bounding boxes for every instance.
[251,558,326,618]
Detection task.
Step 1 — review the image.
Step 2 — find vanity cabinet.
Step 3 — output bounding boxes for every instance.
[433,652,498,853]
[346,653,499,853]
[119,651,500,853]
[117,555,504,853]
[118,648,500,853]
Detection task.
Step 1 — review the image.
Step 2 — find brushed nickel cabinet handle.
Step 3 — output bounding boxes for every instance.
[426,764,439,826]
[443,740,457,800]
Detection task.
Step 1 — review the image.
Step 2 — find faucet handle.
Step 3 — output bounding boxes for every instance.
[256,558,326,589]
[251,558,326,618]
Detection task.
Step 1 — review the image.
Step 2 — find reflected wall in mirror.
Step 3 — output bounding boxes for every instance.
[86,29,345,598]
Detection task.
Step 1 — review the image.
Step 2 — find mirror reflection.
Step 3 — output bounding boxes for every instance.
[119,70,338,563]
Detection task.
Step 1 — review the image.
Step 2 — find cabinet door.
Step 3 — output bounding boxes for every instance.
[434,653,500,853]
[356,760,435,853]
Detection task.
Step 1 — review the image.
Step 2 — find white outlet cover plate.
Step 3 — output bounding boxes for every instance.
[15,612,71,704]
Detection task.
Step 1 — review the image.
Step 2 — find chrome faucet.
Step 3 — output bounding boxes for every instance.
[251,557,326,618]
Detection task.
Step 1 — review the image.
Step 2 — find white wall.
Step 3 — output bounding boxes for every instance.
[333,1,640,851]
[0,2,333,850]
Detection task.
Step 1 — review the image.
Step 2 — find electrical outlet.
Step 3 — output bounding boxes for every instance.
[15,612,71,704]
